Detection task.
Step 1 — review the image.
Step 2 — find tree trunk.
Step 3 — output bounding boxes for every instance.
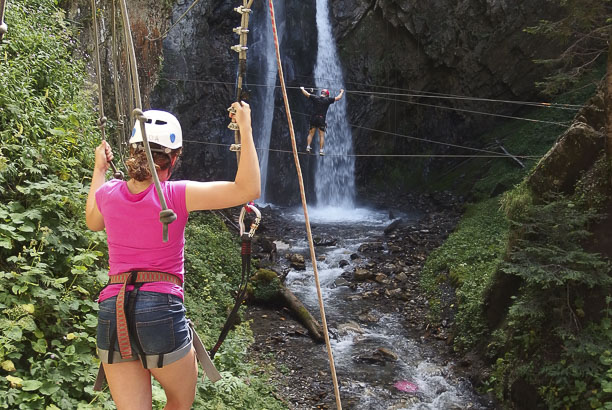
[278,285,325,343]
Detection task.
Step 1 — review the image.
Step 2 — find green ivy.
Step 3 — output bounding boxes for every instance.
[0,1,284,408]
[420,198,509,349]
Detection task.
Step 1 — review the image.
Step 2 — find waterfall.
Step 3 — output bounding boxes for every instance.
[313,0,355,208]
[249,0,280,203]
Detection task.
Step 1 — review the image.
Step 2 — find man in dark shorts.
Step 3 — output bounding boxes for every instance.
[301,86,344,155]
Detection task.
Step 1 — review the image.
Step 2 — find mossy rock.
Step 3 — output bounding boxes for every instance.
[249,269,282,302]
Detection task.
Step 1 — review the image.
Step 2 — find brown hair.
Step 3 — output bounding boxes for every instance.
[125,146,182,182]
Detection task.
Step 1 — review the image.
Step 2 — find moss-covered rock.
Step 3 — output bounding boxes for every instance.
[248,268,282,302]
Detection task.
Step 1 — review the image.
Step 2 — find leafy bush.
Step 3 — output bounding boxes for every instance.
[491,194,612,408]
[183,212,286,410]
[0,0,112,408]
[420,198,509,349]
[0,1,284,408]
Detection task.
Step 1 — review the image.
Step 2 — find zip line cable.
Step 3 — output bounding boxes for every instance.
[348,92,571,127]
[159,75,583,110]
[267,0,343,407]
[286,108,551,157]
[183,139,541,159]
[347,89,581,110]
[157,77,580,128]
[90,0,123,179]
[289,72,586,109]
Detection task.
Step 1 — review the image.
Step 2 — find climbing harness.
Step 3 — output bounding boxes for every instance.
[93,271,221,391]
[0,0,7,43]
[267,0,343,408]
[210,202,261,358]
[90,0,124,180]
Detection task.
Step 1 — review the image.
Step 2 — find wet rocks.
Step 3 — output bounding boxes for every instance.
[353,267,373,281]
[243,192,485,409]
[288,253,306,270]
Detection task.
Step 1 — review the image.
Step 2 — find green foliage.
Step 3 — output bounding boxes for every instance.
[249,268,282,302]
[491,194,612,408]
[0,1,283,408]
[429,64,602,198]
[421,198,509,349]
[502,195,610,289]
[524,0,611,95]
[0,0,112,407]
[183,212,243,343]
[183,213,286,410]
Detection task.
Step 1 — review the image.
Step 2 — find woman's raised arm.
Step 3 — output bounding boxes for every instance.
[185,101,261,212]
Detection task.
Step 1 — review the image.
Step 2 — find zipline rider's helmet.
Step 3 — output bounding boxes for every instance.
[321,89,330,97]
[129,110,182,153]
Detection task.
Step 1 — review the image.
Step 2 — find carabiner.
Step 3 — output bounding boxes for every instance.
[239,203,261,238]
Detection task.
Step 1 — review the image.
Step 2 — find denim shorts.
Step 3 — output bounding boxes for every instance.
[97,291,191,364]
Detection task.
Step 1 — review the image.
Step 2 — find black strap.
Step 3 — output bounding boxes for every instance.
[210,235,252,358]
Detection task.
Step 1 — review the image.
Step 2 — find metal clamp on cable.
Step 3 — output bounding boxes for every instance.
[229,144,241,151]
[239,202,261,238]
[234,5,251,14]
[233,26,249,35]
[231,44,248,53]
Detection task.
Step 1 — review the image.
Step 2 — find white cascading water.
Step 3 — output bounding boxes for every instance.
[313,0,355,207]
[250,0,280,203]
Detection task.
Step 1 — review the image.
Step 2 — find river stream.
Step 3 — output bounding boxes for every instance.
[247,203,493,410]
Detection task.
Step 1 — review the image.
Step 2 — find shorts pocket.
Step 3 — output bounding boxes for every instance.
[96,318,111,350]
[136,317,175,354]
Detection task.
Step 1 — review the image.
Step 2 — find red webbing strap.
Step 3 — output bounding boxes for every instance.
[115,277,133,358]
[109,271,183,359]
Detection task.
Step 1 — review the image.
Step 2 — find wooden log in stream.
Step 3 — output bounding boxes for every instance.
[249,268,324,343]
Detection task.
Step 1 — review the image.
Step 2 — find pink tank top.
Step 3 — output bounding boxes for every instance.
[95,179,189,302]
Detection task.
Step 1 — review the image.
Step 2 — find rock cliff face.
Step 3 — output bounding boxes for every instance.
[73,0,565,204]
[334,0,563,195]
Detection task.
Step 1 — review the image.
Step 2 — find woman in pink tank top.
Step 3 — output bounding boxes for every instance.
[85,102,260,409]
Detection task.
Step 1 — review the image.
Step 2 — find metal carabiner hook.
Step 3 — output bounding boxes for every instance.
[239,202,261,238]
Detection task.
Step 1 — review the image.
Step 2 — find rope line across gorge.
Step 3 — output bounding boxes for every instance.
[183,139,542,159]
[157,76,584,110]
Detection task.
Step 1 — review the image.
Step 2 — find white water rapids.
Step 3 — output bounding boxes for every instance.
[275,206,489,409]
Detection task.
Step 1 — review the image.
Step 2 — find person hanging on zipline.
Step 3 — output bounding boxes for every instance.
[86,102,260,410]
[301,86,344,156]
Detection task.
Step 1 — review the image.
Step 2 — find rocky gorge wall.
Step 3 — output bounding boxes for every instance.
[72,0,565,205]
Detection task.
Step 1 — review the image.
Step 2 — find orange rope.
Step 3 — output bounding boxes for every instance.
[267,1,342,408]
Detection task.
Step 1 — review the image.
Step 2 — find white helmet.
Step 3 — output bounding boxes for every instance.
[129,110,182,152]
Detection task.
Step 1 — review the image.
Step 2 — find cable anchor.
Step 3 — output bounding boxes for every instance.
[233,26,249,35]
[234,5,251,14]
[231,44,248,53]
